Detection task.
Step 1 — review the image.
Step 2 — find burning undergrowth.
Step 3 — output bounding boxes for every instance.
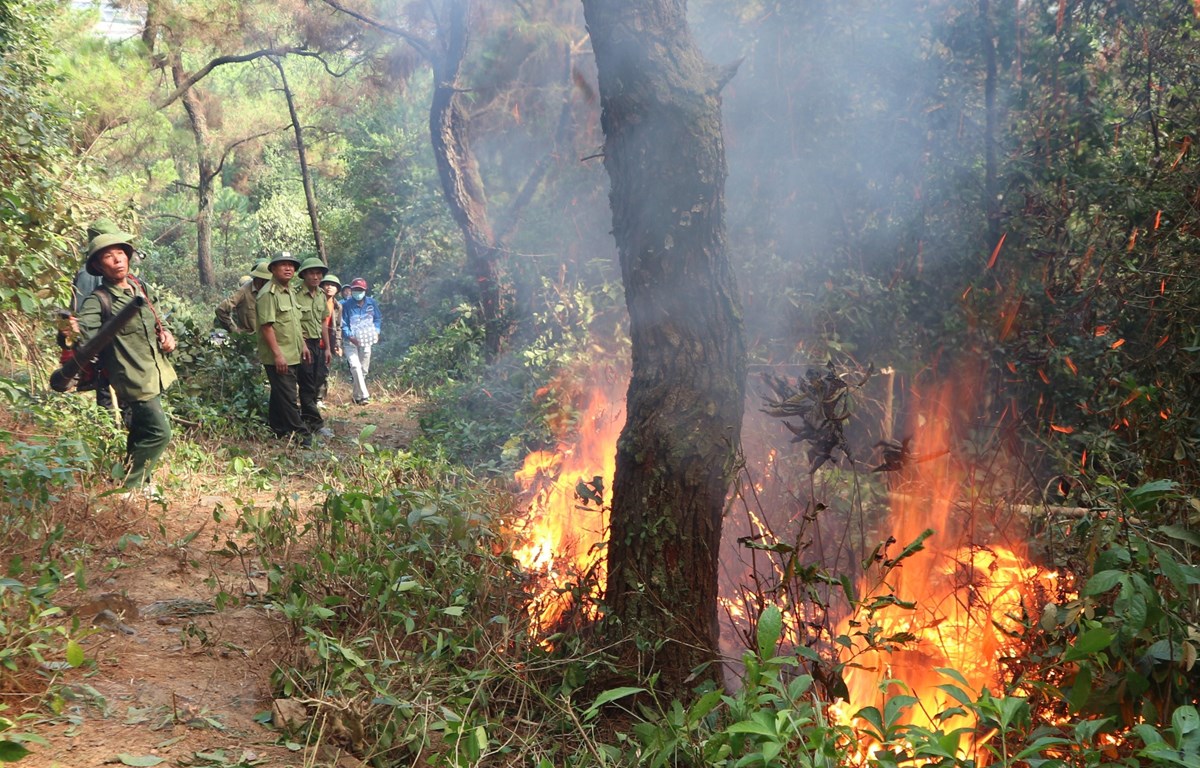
[511,366,624,636]
[510,358,1111,758]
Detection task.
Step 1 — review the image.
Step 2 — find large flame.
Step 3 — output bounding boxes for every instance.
[512,373,625,630]
[832,384,1057,757]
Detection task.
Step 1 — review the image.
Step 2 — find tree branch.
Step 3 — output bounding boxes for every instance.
[214,126,289,179]
[156,47,309,112]
[317,0,433,61]
[291,48,369,78]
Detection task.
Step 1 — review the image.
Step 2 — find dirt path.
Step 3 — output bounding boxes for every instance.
[20,382,420,768]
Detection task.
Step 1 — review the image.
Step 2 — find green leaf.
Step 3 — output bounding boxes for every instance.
[1154,546,1200,590]
[1073,715,1111,742]
[1082,570,1124,595]
[1014,735,1071,759]
[994,696,1029,730]
[883,694,918,728]
[756,605,783,659]
[65,639,85,668]
[884,528,934,566]
[1064,628,1113,661]
[725,719,777,737]
[584,686,643,719]
[1173,705,1200,737]
[1126,479,1179,511]
[0,741,31,762]
[1159,525,1200,548]
[936,683,974,707]
[855,705,884,736]
[687,689,724,725]
[935,667,972,688]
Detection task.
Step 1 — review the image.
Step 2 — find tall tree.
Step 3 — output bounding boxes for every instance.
[320,0,508,356]
[272,55,327,263]
[581,0,746,693]
[140,0,308,286]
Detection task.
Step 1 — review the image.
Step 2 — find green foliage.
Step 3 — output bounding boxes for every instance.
[410,277,622,470]
[0,376,126,504]
[396,301,485,392]
[0,705,47,763]
[0,0,87,343]
[237,450,538,764]
[1029,477,1200,729]
[0,573,77,716]
[165,316,268,440]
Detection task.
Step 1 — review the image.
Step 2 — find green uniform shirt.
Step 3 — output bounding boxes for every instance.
[215,280,258,334]
[256,280,304,365]
[296,285,330,341]
[78,279,177,402]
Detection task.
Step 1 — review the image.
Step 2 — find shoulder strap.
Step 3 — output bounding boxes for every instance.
[127,276,165,333]
[93,284,113,323]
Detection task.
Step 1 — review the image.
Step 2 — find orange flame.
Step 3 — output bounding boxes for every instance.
[832,383,1057,758]
[512,372,626,632]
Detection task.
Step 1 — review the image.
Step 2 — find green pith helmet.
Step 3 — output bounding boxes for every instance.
[321,273,342,288]
[250,259,272,281]
[298,256,328,276]
[86,218,121,241]
[268,251,301,269]
[85,232,136,276]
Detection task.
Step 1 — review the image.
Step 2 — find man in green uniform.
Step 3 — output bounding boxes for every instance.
[296,257,332,438]
[215,259,270,334]
[77,231,177,494]
[256,251,310,443]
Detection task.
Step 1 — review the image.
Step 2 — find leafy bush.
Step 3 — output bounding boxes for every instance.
[237,448,538,764]
[395,301,485,393]
[0,377,125,500]
[165,313,269,440]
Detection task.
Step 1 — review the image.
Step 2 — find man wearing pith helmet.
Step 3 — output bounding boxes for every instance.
[255,251,311,444]
[77,230,177,497]
[215,259,270,334]
[296,257,332,438]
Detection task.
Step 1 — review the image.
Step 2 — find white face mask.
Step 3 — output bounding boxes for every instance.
[352,290,366,301]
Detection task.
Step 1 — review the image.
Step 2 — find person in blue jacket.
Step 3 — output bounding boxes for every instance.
[342,277,381,405]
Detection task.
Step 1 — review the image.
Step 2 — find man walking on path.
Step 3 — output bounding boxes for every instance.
[296,257,332,437]
[77,230,177,495]
[342,277,380,405]
[256,252,310,444]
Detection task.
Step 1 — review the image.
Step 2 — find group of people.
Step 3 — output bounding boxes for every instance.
[214,252,382,445]
[66,219,382,497]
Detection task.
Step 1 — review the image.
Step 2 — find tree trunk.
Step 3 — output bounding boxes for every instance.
[980,0,1001,246]
[171,52,217,287]
[582,0,746,695]
[429,0,506,359]
[273,56,327,263]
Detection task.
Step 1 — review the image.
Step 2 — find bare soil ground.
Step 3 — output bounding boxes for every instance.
[17,379,420,768]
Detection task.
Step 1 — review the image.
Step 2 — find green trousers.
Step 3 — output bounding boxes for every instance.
[124,395,172,488]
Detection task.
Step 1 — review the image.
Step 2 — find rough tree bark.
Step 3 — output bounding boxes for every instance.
[170,50,217,287]
[428,0,506,358]
[273,56,327,263]
[581,0,747,694]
